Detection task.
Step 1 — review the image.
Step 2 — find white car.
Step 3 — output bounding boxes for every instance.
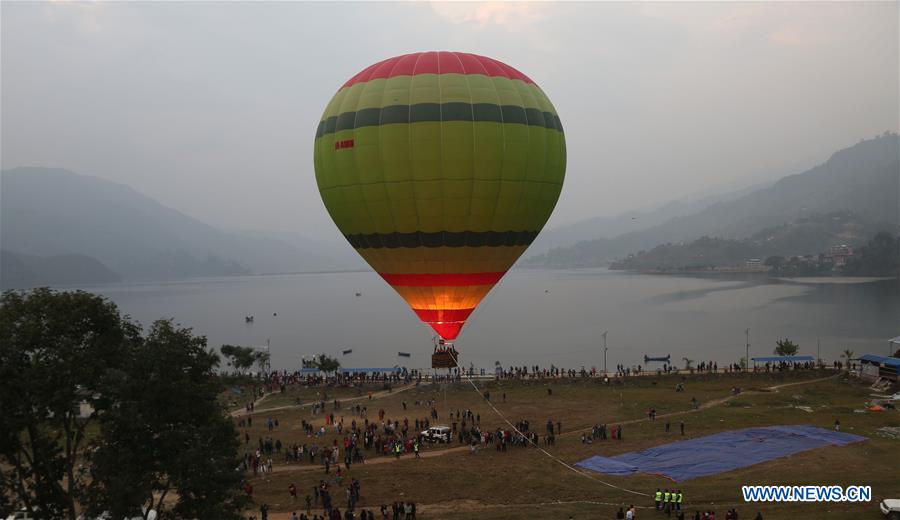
[420,426,452,443]
[881,499,900,519]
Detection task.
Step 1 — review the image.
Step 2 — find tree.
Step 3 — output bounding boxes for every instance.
[842,232,900,277]
[86,320,247,519]
[255,349,271,374]
[0,289,139,520]
[774,338,800,357]
[841,349,855,363]
[0,290,247,520]
[303,353,341,373]
[682,357,694,370]
[220,344,261,374]
[764,256,785,269]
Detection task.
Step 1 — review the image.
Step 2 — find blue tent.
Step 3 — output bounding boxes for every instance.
[859,354,900,368]
[859,354,900,381]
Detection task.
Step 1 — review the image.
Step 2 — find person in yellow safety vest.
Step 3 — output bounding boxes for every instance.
[413,441,420,458]
[663,490,671,513]
[675,489,683,511]
[655,489,662,510]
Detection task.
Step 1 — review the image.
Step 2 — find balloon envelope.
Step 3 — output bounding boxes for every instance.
[314,51,566,340]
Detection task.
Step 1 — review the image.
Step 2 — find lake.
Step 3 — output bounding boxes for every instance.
[74,269,900,371]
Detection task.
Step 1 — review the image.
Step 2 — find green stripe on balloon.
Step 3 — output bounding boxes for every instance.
[315,103,563,138]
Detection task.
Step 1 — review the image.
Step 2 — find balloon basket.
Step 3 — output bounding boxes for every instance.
[431,347,459,369]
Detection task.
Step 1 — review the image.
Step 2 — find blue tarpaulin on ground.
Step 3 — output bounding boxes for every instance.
[575,425,865,482]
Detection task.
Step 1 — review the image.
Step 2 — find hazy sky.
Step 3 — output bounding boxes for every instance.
[2,1,897,241]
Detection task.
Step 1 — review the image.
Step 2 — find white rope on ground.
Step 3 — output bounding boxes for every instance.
[451,356,650,498]
[440,271,649,497]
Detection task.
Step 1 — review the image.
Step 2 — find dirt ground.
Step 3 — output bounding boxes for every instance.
[235,370,899,519]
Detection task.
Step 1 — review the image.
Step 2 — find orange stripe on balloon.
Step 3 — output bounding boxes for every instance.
[412,308,475,323]
[380,272,504,287]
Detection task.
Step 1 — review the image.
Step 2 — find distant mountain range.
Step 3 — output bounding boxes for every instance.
[1,250,122,287]
[0,167,361,288]
[609,211,886,272]
[3,134,897,287]
[526,133,900,268]
[529,181,772,255]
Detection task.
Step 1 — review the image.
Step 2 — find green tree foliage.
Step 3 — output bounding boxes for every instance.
[842,232,900,277]
[841,349,855,363]
[87,321,247,519]
[774,338,800,357]
[0,289,246,519]
[302,353,341,373]
[220,344,265,374]
[0,289,138,520]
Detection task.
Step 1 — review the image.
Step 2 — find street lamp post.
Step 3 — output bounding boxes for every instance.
[745,328,750,372]
[602,331,608,376]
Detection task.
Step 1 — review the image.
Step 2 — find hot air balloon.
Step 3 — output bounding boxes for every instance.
[314,52,566,368]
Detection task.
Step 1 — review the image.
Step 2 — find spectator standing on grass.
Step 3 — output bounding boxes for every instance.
[616,506,625,519]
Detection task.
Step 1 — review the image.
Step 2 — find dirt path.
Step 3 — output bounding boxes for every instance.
[559,372,840,437]
[231,384,417,418]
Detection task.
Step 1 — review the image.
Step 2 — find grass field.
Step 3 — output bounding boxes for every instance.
[236,371,899,519]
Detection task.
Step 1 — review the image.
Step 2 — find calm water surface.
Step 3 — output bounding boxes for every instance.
[75,269,900,371]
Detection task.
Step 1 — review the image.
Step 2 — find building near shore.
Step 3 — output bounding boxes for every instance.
[823,244,854,270]
[745,258,763,270]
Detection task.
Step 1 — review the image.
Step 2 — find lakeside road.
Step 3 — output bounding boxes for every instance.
[775,276,897,284]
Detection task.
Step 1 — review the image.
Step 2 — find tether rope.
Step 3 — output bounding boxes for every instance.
[450,355,650,498]
[430,270,648,496]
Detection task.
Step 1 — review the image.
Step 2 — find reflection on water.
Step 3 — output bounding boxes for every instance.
[75,269,900,370]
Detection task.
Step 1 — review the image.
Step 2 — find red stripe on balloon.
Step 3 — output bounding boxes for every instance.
[412,308,475,323]
[429,321,465,341]
[342,52,535,88]
[380,272,504,287]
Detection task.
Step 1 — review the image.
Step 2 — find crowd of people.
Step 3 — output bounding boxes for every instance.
[234,359,823,519]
